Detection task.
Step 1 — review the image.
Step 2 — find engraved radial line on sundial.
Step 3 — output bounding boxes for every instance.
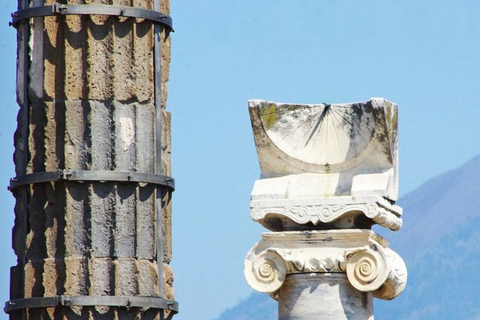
[275,108,324,143]
[332,108,359,157]
[331,110,355,141]
[304,105,328,147]
[331,107,354,127]
[329,108,352,157]
[327,109,342,163]
[330,109,352,138]
[330,112,343,159]
[324,108,330,164]
[299,108,322,141]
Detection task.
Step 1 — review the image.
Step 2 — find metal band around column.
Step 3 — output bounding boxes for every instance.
[5,296,179,314]
[10,2,173,31]
[9,170,175,191]
[8,1,177,319]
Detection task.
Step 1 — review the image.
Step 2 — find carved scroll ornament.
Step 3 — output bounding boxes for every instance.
[244,230,407,301]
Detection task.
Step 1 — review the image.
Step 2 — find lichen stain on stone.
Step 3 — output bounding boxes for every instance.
[386,104,398,141]
[260,103,277,130]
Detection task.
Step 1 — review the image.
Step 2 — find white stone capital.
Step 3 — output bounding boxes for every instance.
[244,230,407,301]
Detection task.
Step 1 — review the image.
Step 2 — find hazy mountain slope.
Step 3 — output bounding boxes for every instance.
[213,155,480,320]
[376,155,480,320]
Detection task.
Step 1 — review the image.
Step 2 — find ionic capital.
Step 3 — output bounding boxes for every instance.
[244,230,407,300]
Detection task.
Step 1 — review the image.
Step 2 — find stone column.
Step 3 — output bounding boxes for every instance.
[244,99,407,319]
[7,1,177,319]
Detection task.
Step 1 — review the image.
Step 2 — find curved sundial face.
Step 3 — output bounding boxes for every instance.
[259,102,376,166]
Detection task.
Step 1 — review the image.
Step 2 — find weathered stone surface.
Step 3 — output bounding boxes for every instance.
[244,230,406,301]
[250,192,402,231]
[245,98,405,319]
[10,0,175,318]
[248,99,401,231]
[278,274,374,320]
[249,98,398,200]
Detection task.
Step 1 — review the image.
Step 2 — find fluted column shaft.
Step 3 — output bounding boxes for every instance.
[278,274,373,320]
[9,0,174,319]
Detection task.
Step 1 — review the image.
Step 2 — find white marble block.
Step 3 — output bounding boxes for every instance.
[249,99,401,231]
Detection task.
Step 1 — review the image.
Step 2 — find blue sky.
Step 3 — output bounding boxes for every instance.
[1,1,480,319]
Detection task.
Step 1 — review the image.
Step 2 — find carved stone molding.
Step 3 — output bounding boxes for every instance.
[251,195,402,231]
[372,248,408,300]
[244,230,407,301]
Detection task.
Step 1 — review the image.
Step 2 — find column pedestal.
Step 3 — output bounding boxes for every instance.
[278,273,373,320]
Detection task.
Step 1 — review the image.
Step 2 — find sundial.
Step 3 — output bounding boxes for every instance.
[248,98,401,231]
[258,102,376,167]
[249,98,398,177]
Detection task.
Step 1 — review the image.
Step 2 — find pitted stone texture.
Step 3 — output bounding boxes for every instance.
[13,102,162,258]
[12,257,167,318]
[25,1,171,104]
[10,0,174,318]
[248,99,400,231]
[14,234,162,292]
